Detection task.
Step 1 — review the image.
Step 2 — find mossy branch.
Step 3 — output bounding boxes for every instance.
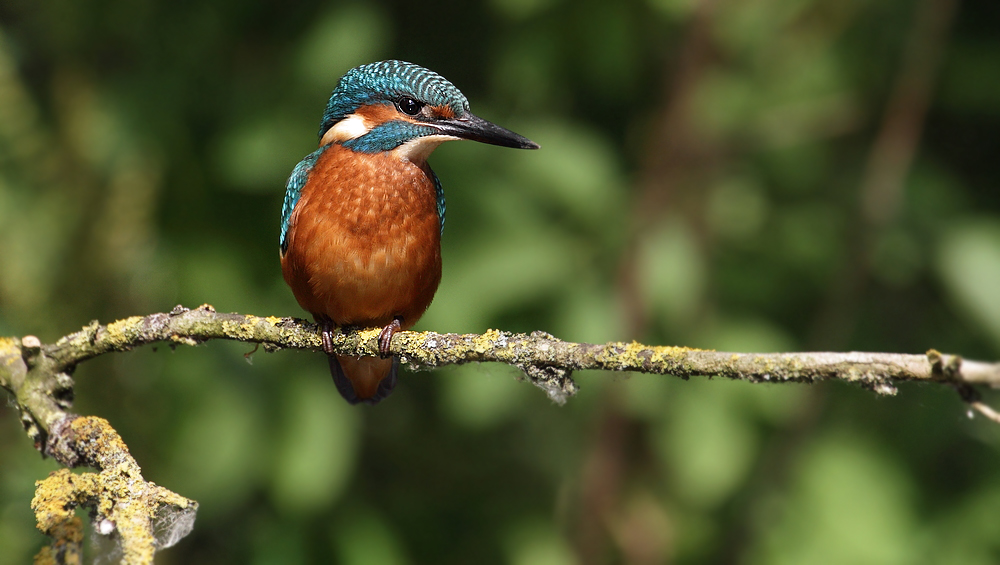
[3,303,1000,563]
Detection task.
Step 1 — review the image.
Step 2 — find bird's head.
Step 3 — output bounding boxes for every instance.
[318,60,539,161]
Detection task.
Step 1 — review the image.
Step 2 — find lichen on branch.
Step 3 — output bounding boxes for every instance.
[31,416,197,565]
[5,304,1000,412]
[3,303,1000,563]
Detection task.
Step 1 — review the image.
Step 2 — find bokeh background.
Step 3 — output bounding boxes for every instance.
[2,0,1000,562]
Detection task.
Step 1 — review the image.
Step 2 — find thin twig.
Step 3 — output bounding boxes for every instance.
[969,402,1000,424]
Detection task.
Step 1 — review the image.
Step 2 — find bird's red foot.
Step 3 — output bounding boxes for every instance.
[320,319,336,355]
[378,318,402,357]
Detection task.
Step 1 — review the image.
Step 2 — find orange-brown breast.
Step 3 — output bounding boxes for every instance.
[280,144,442,330]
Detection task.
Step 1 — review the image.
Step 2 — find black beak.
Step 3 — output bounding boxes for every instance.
[432,113,540,150]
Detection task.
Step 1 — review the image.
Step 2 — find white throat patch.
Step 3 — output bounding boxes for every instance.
[391,134,460,163]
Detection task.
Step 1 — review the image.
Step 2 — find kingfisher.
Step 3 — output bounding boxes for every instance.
[280,60,538,405]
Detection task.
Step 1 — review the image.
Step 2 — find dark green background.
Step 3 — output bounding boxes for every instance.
[2,0,1000,563]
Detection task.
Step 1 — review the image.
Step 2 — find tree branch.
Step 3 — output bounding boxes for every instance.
[7,304,1000,412]
[31,417,197,564]
[3,303,1000,562]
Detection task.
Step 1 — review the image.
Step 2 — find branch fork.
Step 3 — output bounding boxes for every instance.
[3,305,1000,563]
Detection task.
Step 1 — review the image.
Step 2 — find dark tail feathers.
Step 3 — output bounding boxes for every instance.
[328,355,398,405]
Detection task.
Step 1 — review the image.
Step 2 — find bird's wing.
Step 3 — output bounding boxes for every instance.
[280,146,327,254]
[432,168,445,235]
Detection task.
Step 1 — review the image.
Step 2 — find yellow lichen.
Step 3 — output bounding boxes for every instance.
[593,342,706,371]
[648,345,702,365]
[103,317,145,348]
[594,342,624,364]
[474,329,503,354]
[32,417,195,564]
[354,328,382,353]
[32,470,87,533]
[221,320,256,341]
[32,516,82,565]
[1,337,20,366]
[619,341,646,367]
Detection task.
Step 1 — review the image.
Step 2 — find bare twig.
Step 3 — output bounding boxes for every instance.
[969,402,1000,424]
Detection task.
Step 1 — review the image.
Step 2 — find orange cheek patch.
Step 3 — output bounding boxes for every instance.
[431,105,456,119]
[352,101,458,127]
[355,103,401,124]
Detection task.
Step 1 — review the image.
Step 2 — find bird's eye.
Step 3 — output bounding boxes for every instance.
[397,97,424,116]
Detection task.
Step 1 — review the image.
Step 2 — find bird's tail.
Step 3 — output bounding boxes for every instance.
[328,355,398,405]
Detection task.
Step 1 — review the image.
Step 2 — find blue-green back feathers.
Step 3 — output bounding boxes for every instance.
[280,146,325,254]
[432,169,445,233]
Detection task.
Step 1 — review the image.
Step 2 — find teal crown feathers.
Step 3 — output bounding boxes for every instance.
[318,60,470,141]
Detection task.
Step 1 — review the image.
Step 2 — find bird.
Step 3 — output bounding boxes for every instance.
[280,60,539,405]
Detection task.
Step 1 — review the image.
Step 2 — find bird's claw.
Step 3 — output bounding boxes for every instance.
[320,319,335,355]
[378,318,402,357]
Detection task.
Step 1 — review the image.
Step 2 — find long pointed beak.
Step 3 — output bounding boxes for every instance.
[432,113,540,150]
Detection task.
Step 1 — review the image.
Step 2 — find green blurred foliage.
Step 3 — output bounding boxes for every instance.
[1,0,1000,563]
